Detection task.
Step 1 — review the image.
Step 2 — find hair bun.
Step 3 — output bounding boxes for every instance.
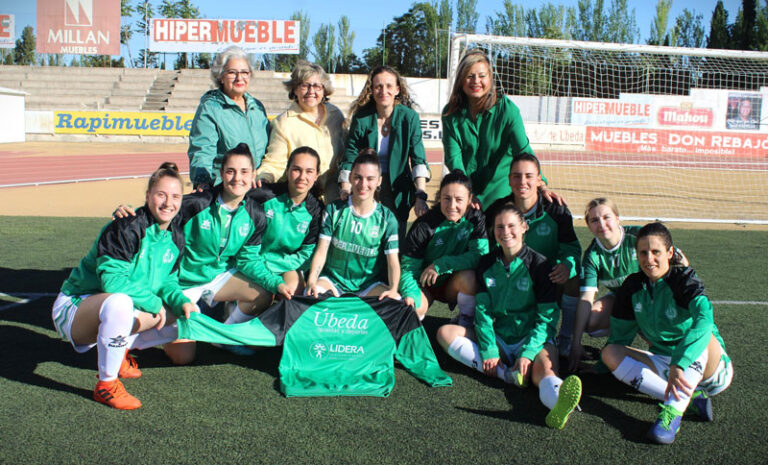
[158,161,179,173]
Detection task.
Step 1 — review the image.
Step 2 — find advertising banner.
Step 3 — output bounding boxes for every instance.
[725,93,762,131]
[0,14,15,48]
[571,96,653,126]
[149,19,299,54]
[586,126,768,157]
[54,111,194,136]
[36,0,120,55]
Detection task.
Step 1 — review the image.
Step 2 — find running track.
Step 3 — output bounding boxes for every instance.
[1,148,766,187]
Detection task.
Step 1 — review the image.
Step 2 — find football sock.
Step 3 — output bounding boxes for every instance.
[613,357,667,400]
[559,294,579,338]
[224,304,254,325]
[665,352,708,411]
[447,336,484,374]
[130,324,179,350]
[456,292,476,323]
[97,294,138,381]
[539,375,562,410]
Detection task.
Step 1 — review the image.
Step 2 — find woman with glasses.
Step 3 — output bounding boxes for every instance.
[188,45,270,191]
[340,66,430,237]
[257,61,346,201]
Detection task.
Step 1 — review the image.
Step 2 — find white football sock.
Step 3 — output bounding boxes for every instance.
[130,324,179,350]
[446,336,484,374]
[559,294,579,338]
[613,357,667,400]
[96,294,137,381]
[456,292,476,323]
[224,304,254,325]
[539,375,562,410]
[665,351,708,412]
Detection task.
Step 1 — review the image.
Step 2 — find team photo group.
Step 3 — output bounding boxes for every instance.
[51,46,733,445]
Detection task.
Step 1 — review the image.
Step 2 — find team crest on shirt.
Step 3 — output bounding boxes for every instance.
[516,277,531,292]
[266,209,274,219]
[238,223,250,237]
[457,228,470,240]
[536,223,552,236]
[370,226,380,238]
[665,305,677,320]
[201,219,212,230]
[162,249,175,264]
[310,342,327,359]
[486,277,496,288]
[434,237,444,246]
[634,302,643,313]
[297,221,309,234]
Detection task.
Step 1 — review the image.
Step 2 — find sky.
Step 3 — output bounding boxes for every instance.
[0,0,744,66]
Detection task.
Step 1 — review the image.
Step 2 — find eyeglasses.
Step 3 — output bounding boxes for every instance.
[298,83,324,92]
[224,69,251,79]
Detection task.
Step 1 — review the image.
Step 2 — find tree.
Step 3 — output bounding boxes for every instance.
[707,0,731,48]
[435,0,453,78]
[756,0,768,50]
[672,9,705,47]
[163,0,200,68]
[734,0,758,49]
[486,0,527,37]
[574,0,607,41]
[648,0,673,45]
[135,1,159,68]
[336,16,355,73]
[121,0,135,66]
[312,23,336,72]
[455,0,478,32]
[605,0,638,43]
[13,25,35,65]
[527,3,576,39]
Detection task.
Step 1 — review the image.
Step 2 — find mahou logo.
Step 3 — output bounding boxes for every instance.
[657,106,714,127]
[64,0,93,27]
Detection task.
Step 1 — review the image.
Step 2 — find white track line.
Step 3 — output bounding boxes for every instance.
[712,300,768,305]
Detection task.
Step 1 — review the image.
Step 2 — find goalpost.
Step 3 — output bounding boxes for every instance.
[448,34,768,224]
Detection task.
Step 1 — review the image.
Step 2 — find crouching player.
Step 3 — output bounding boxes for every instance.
[437,203,582,429]
[306,150,400,300]
[52,163,197,409]
[400,170,488,321]
[601,222,732,444]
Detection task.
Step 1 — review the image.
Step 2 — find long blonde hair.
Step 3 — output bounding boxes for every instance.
[443,49,498,116]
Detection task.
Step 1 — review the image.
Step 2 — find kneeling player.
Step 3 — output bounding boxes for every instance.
[436,204,582,429]
[601,222,732,444]
[306,150,400,300]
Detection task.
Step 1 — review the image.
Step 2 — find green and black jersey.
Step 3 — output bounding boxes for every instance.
[474,245,559,362]
[246,182,324,274]
[400,207,489,302]
[486,195,581,279]
[580,225,641,294]
[608,266,727,369]
[61,207,190,316]
[319,199,399,293]
[178,186,283,293]
[177,295,452,397]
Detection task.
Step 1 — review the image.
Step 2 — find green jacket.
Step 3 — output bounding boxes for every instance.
[61,207,190,316]
[341,104,430,221]
[442,96,538,209]
[178,187,283,294]
[608,266,727,369]
[474,245,559,362]
[187,89,270,187]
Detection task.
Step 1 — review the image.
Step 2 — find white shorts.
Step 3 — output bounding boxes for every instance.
[52,293,93,353]
[638,348,733,397]
[310,277,388,298]
[495,334,556,364]
[182,269,236,306]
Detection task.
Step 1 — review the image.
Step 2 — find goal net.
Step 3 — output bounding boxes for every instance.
[448,34,768,224]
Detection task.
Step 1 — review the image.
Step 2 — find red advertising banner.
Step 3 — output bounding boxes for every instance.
[37,0,120,55]
[149,19,299,54]
[0,14,15,48]
[586,126,768,157]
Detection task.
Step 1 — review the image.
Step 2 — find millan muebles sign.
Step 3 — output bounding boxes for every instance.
[37,0,120,55]
[149,18,299,54]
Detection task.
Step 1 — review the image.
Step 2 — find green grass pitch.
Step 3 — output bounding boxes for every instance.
[1,216,766,464]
